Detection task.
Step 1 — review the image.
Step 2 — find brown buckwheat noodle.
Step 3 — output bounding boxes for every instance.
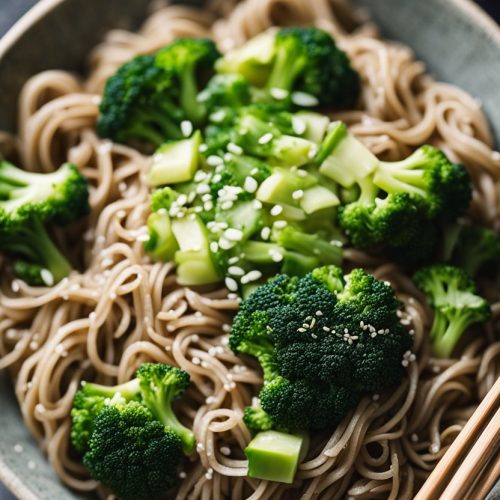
[0,0,499,498]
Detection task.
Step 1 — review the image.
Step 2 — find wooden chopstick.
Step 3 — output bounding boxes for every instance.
[415,377,500,500]
[467,454,500,500]
[439,406,500,499]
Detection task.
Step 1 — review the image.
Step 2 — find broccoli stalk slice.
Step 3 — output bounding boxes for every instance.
[179,61,206,125]
[245,431,310,484]
[274,226,342,266]
[126,110,183,146]
[0,217,72,285]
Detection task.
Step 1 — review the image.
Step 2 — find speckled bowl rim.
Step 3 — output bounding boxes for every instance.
[0,0,500,498]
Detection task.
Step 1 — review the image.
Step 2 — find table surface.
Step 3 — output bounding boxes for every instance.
[0,1,499,499]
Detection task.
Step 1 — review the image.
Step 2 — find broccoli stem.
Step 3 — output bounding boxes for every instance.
[83,379,141,400]
[150,385,196,455]
[313,121,347,165]
[180,64,205,125]
[266,42,307,92]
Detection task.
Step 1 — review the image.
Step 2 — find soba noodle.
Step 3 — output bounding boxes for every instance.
[0,0,499,498]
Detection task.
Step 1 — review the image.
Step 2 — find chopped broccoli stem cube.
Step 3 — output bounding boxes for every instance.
[295,112,330,143]
[245,431,309,484]
[317,122,379,187]
[300,186,340,214]
[147,131,202,186]
[256,169,316,207]
[144,212,178,261]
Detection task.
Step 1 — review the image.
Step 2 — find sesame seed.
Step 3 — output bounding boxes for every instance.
[40,269,54,287]
[241,270,262,284]
[344,328,349,334]
[258,133,274,145]
[224,228,243,241]
[244,176,258,193]
[492,151,500,162]
[204,202,214,211]
[227,142,243,155]
[410,433,419,443]
[11,280,20,293]
[310,318,316,328]
[292,189,304,200]
[197,443,205,452]
[224,153,234,163]
[270,205,283,216]
[225,277,239,292]
[323,326,330,332]
[35,403,45,414]
[196,183,210,194]
[252,200,263,209]
[298,328,307,332]
[228,256,239,265]
[220,201,234,210]
[270,87,289,100]
[292,116,307,135]
[291,91,319,107]
[261,227,271,240]
[179,471,187,479]
[297,169,307,177]
[273,220,287,229]
[210,110,226,123]
[14,444,23,453]
[180,120,193,137]
[136,233,150,242]
[207,155,223,167]
[210,242,219,253]
[220,446,231,456]
[27,460,36,470]
[430,443,440,454]
[372,394,380,401]
[269,250,283,262]
[192,357,201,365]
[228,266,245,276]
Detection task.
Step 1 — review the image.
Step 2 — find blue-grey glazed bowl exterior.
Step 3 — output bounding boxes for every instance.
[0,0,499,498]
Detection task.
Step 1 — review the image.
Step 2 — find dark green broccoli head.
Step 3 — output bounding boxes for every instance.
[83,401,183,500]
[243,405,275,433]
[0,161,89,227]
[155,38,221,125]
[338,192,422,249]
[413,264,491,358]
[97,54,182,147]
[230,266,412,432]
[271,269,411,392]
[268,27,360,108]
[136,363,195,454]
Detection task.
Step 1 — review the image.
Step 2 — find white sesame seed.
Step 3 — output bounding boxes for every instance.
[225,277,239,292]
[270,87,289,100]
[292,116,307,135]
[269,250,283,262]
[310,318,316,328]
[207,155,223,166]
[297,169,307,177]
[210,110,226,123]
[292,189,304,200]
[228,256,239,265]
[228,266,245,277]
[410,433,419,443]
[219,237,234,250]
[492,151,500,162]
[40,269,54,287]
[89,312,97,321]
[270,205,283,216]
[273,220,288,229]
[298,328,307,333]
[197,443,205,452]
[323,326,330,332]
[224,228,243,241]
[372,394,380,401]
[220,446,231,456]
[179,471,187,479]
[27,460,36,470]
[136,233,150,242]
[244,176,258,193]
[241,270,262,284]
[180,120,193,137]
[199,144,208,153]
[258,133,274,145]
[430,443,440,454]
[209,242,219,253]
[11,280,20,293]
[220,201,234,210]
[227,142,243,155]
[35,403,45,414]
[252,200,263,209]
[291,91,319,107]
[261,227,271,240]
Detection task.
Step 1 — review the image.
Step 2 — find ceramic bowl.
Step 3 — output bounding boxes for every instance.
[0,0,499,498]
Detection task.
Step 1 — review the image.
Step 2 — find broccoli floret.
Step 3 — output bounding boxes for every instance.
[98,54,182,148]
[0,216,73,285]
[155,38,221,125]
[84,401,183,500]
[71,364,195,499]
[150,187,178,212]
[374,146,472,220]
[445,222,500,277]
[413,265,491,358]
[243,404,275,433]
[328,135,472,264]
[230,266,411,432]
[0,161,89,225]
[216,28,359,108]
[98,38,220,148]
[199,73,252,114]
[136,363,196,454]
